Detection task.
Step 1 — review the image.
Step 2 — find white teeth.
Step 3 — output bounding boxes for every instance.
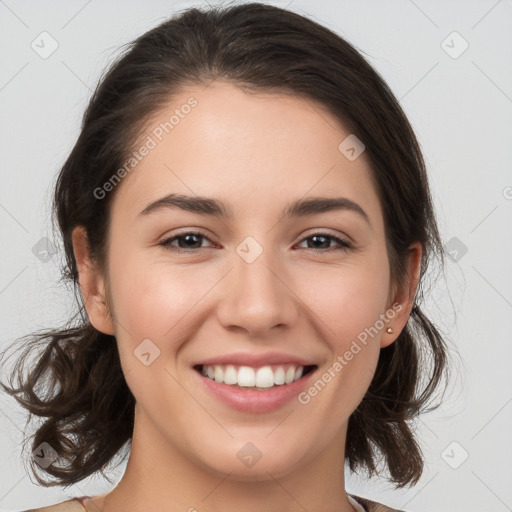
[237,366,255,387]
[274,366,286,385]
[199,364,310,389]
[255,366,274,388]
[223,365,238,385]
[285,366,295,384]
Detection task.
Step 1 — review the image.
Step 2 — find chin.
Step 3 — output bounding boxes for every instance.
[206,457,301,482]
[193,439,305,481]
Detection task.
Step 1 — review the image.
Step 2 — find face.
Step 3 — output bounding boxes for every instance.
[74,80,420,482]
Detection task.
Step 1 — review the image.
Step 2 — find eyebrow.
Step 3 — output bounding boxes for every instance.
[138,193,371,227]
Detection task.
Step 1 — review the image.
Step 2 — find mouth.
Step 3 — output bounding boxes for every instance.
[193,363,318,391]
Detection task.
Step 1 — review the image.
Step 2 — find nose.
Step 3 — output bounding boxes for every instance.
[215,244,299,337]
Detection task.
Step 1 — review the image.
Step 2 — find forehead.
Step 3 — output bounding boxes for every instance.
[109,80,383,228]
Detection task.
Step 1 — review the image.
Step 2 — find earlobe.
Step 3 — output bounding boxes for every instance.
[380,241,422,349]
[71,226,115,336]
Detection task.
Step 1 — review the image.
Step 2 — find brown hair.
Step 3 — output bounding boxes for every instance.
[0,2,451,491]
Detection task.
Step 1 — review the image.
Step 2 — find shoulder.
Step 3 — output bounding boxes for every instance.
[349,493,406,512]
[23,497,85,512]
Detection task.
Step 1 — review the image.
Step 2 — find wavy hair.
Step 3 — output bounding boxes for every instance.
[0,2,451,490]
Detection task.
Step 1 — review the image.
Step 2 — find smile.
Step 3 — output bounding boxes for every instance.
[193,362,319,413]
[194,364,317,390]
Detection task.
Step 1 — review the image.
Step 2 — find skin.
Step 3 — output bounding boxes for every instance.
[72,80,421,512]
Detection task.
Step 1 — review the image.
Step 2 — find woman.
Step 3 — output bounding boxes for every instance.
[1,3,450,511]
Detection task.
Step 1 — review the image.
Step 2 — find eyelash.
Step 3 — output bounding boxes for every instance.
[159,231,353,254]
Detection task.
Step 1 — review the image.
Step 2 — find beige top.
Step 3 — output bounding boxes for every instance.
[24,493,405,511]
[24,500,84,511]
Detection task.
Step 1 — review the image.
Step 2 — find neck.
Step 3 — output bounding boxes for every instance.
[95,407,357,512]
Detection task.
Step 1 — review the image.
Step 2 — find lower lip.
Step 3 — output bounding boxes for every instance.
[194,368,317,413]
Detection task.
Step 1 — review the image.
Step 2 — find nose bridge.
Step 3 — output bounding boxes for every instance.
[216,237,297,334]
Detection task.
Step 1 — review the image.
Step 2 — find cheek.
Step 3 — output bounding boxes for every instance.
[294,255,388,405]
[106,250,207,409]
[107,246,219,344]
[296,257,390,345]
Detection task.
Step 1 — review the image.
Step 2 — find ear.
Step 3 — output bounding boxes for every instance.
[380,241,422,348]
[71,226,115,336]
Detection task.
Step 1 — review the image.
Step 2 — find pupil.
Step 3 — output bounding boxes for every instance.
[311,235,327,248]
[183,234,199,248]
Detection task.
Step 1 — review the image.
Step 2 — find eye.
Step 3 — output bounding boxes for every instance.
[296,232,352,252]
[159,231,214,253]
[159,231,352,254]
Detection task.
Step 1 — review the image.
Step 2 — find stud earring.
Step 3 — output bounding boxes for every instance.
[386,327,393,334]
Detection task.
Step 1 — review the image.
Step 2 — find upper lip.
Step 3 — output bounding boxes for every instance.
[194,352,317,368]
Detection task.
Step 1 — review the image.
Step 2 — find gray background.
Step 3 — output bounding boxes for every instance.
[1,0,511,511]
